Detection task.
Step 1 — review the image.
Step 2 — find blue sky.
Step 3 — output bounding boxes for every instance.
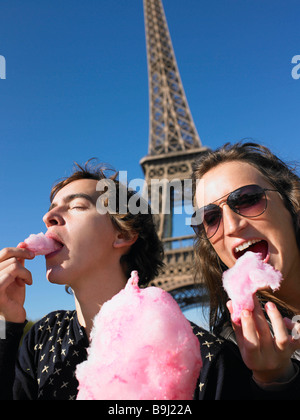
[0,0,299,321]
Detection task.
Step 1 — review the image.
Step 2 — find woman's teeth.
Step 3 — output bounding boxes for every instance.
[234,239,261,254]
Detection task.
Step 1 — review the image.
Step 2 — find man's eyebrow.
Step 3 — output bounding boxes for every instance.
[49,193,95,211]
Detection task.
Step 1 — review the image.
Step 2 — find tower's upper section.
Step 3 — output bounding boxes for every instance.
[143,0,202,156]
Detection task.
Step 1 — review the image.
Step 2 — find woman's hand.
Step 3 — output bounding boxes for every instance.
[227,296,300,385]
[0,247,34,323]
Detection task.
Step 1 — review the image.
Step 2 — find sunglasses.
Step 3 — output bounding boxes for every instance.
[191,184,278,240]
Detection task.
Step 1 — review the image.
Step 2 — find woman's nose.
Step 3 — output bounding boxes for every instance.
[221,203,248,236]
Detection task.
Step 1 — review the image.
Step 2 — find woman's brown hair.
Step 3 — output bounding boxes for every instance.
[192,142,300,333]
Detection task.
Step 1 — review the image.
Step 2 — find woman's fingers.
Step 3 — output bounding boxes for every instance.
[251,296,272,338]
[227,300,261,365]
[265,302,290,351]
[227,297,300,384]
[227,296,272,349]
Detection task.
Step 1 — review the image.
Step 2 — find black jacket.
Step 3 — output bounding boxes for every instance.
[0,310,300,400]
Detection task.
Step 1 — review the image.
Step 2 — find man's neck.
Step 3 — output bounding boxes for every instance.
[73,269,128,338]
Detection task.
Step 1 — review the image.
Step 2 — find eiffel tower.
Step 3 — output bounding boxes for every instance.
[140,0,209,310]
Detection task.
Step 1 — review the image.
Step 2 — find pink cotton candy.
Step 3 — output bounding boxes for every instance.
[76,271,202,400]
[21,232,62,256]
[222,251,283,323]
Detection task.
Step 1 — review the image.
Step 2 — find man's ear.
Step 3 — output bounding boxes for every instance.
[113,232,138,249]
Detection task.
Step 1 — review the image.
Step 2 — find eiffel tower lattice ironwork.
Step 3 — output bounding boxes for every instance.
[140,0,209,310]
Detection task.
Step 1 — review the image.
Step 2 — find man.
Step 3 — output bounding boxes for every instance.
[0,160,164,399]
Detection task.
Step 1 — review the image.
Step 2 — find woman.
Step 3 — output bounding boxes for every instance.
[191,142,300,395]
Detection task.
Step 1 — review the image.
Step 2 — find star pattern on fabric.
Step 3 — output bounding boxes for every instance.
[28,310,88,400]
[191,323,226,399]
[21,310,227,400]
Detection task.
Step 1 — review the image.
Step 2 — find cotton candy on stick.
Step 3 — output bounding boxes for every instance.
[222,251,283,324]
[18,232,62,256]
[76,271,202,400]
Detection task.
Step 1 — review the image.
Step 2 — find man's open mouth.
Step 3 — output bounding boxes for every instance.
[45,232,65,256]
[233,239,269,261]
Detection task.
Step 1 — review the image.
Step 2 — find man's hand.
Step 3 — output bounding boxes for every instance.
[0,247,34,323]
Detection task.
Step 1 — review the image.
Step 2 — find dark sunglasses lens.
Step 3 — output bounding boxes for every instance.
[228,185,266,217]
[191,205,221,239]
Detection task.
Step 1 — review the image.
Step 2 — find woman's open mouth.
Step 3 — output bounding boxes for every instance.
[233,239,269,262]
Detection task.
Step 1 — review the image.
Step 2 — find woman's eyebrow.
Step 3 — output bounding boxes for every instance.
[48,193,95,211]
